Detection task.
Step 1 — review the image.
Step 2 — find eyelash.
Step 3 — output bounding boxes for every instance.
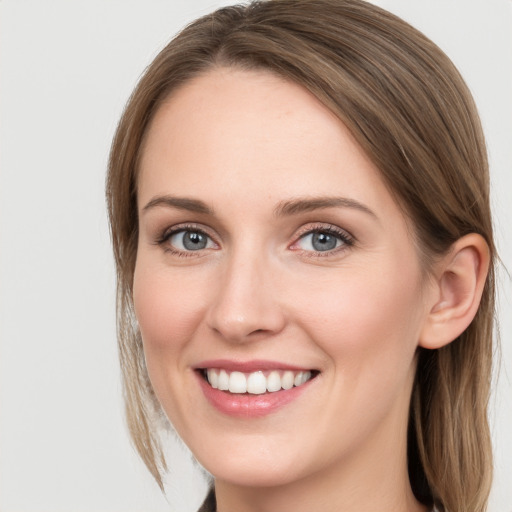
[155,222,355,258]
[291,223,355,258]
[155,223,216,258]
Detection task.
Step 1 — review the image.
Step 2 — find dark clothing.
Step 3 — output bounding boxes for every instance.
[197,488,216,512]
[197,487,439,511]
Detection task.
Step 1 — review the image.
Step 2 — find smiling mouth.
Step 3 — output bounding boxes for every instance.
[200,368,318,395]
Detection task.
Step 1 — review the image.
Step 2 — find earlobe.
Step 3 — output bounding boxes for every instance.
[419,234,490,349]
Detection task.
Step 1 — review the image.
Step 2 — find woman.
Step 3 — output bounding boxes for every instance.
[106,1,496,511]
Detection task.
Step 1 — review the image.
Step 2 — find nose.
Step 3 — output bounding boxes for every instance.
[206,250,286,343]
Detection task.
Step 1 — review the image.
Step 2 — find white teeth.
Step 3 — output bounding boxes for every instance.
[205,368,314,394]
[218,369,229,391]
[281,371,294,390]
[266,370,282,392]
[207,369,219,389]
[247,371,267,394]
[229,371,247,393]
[302,371,311,384]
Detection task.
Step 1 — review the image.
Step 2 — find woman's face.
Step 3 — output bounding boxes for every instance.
[134,68,433,488]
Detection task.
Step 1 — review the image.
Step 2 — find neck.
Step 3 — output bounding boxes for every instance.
[214,460,428,512]
[213,396,428,512]
[215,466,427,512]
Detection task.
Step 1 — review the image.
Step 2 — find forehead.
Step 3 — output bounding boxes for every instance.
[137,67,396,219]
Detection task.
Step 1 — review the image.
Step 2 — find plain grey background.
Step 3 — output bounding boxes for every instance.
[1,1,510,511]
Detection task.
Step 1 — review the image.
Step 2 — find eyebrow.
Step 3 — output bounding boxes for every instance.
[142,194,377,219]
[142,195,213,215]
[274,196,377,219]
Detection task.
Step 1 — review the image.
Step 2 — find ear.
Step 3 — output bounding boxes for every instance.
[419,233,490,349]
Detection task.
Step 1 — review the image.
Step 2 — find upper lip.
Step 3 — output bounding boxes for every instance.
[194,359,315,373]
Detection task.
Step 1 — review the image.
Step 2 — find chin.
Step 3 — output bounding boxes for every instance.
[189,438,310,488]
[206,461,304,488]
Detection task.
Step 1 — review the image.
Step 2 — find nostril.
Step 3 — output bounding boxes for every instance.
[207,316,284,343]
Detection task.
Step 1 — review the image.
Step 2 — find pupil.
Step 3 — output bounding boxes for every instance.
[183,231,207,250]
[312,232,337,251]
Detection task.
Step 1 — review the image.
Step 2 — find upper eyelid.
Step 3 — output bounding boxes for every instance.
[161,222,214,238]
[155,225,219,257]
[292,223,354,241]
[289,223,355,254]
[155,221,354,250]
[155,223,219,250]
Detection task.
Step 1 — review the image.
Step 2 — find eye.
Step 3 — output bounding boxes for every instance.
[291,225,354,254]
[169,230,214,251]
[297,231,341,252]
[160,227,217,253]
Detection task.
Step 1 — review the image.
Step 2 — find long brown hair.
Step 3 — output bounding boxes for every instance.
[106,1,496,510]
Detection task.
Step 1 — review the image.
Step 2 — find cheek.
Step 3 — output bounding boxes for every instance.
[132,259,214,431]
[132,260,207,366]
[293,264,426,457]
[297,262,425,380]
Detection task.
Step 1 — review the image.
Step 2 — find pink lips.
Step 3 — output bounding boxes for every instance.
[194,360,316,418]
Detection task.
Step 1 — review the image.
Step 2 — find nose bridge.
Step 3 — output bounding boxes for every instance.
[206,241,284,342]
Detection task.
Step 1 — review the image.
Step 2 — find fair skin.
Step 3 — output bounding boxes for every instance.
[133,68,488,512]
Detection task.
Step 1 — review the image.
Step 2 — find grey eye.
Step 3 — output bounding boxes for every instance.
[297,232,342,252]
[169,230,212,251]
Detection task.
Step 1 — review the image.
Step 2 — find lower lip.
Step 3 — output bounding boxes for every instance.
[196,372,312,418]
